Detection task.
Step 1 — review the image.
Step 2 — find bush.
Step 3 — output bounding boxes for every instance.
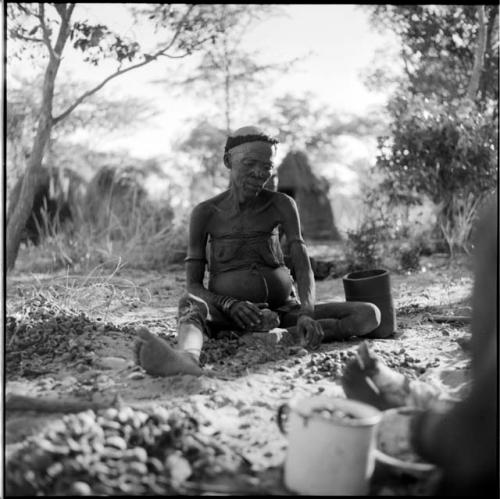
[398,242,422,272]
[344,188,406,271]
[346,221,386,271]
[375,95,498,252]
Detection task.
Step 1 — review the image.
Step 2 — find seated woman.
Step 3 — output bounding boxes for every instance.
[135,125,381,377]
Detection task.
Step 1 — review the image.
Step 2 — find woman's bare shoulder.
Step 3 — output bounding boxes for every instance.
[191,191,230,217]
[267,190,296,211]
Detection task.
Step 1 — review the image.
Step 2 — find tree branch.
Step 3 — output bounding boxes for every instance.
[53,3,75,56]
[53,3,68,19]
[15,3,36,16]
[10,32,44,44]
[161,52,195,59]
[37,3,56,60]
[53,4,199,125]
[401,47,414,81]
[161,33,220,60]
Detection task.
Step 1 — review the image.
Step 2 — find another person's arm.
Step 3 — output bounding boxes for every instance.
[410,338,497,486]
[410,197,498,490]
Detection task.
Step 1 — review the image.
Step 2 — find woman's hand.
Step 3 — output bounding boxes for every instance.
[228,301,269,330]
[297,315,324,349]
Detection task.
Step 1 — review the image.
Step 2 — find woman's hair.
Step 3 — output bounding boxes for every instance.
[224,133,279,153]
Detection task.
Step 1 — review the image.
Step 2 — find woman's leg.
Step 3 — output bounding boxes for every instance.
[134,293,210,376]
[280,301,381,342]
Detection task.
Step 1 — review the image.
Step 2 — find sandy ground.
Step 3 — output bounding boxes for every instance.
[4,253,474,495]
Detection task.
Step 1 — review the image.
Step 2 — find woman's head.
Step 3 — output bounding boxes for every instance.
[224,126,279,201]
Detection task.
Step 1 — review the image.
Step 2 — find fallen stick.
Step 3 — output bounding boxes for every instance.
[5,394,115,413]
[426,315,471,324]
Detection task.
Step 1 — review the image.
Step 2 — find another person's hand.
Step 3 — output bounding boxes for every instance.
[228,301,269,330]
[297,315,324,349]
[342,342,409,410]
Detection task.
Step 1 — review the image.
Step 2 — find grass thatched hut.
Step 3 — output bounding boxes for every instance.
[84,166,174,240]
[277,151,341,240]
[8,166,86,244]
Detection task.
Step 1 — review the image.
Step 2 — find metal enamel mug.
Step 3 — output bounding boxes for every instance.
[277,395,382,495]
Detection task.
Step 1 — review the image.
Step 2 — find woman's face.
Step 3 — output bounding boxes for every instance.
[226,141,275,201]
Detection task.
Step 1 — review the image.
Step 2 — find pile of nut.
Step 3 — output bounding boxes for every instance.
[6,295,131,377]
[200,334,294,375]
[199,337,243,367]
[310,406,358,423]
[372,347,441,378]
[297,350,357,382]
[6,405,246,496]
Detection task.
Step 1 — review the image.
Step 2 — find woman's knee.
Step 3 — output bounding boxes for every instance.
[178,293,209,325]
[354,302,381,334]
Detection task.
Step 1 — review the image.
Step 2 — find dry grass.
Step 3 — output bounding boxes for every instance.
[439,194,483,257]
[8,258,156,322]
[15,199,187,274]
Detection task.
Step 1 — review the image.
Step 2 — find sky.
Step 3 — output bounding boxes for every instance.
[246,4,397,113]
[25,3,401,160]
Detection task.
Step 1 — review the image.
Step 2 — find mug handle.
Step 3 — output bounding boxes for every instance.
[277,403,290,435]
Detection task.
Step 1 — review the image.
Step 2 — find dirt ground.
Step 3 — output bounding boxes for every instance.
[4,252,474,495]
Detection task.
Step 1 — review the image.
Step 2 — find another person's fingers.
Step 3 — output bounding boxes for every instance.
[344,356,363,376]
[255,302,269,309]
[354,351,365,370]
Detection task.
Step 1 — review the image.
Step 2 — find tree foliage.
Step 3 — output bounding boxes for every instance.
[366,5,498,106]
[7,73,158,155]
[376,96,497,207]
[160,4,296,132]
[364,5,498,251]
[259,93,387,161]
[5,3,243,270]
[175,92,387,205]
[176,120,228,192]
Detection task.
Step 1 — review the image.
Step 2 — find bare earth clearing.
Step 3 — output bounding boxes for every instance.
[5,250,474,495]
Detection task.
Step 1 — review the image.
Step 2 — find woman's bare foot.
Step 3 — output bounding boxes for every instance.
[134,327,203,377]
[341,341,410,410]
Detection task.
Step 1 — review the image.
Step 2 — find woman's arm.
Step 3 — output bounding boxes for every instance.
[278,194,324,347]
[278,194,315,315]
[185,203,240,315]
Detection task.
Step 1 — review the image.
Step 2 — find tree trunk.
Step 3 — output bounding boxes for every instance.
[479,7,498,103]
[6,6,72,271]
[223,34,232,134]
[224,72,231,134]
[6,121,53,270]
[466,5,487,101]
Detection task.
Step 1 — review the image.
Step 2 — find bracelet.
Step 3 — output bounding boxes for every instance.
[219,296,238,314]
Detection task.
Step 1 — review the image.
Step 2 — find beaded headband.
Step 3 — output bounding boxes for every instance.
[224,133,279,153]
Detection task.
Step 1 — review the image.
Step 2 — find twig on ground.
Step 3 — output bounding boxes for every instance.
[425,315,471,324]
[5,394,116,413]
